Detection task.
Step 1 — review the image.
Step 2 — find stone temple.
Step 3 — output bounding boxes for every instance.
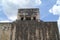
[0,8,59,40]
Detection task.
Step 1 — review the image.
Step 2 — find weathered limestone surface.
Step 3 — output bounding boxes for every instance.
[0,23,12,40]
[0,20,59,40]
[11,20,59,40]
[0,8,59,40]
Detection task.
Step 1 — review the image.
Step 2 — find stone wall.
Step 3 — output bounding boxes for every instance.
[43,22,59,40]
[0,23,12,40]
[0,20,59,40]
[12,20,59,40]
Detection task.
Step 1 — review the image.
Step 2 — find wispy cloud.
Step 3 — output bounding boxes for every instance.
[49,0,60,16]
[49,5,60,15]
[1,0,41,22]
[0,20,12,23]
[49,0,60,32]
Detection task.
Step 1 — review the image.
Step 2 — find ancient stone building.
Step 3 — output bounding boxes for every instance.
[0,22,12,40]
[0,8,59,40]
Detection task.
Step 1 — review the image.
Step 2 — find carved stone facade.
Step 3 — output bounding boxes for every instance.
[12,20,59,40]
[0,23,12,40]
[0,8,59,40]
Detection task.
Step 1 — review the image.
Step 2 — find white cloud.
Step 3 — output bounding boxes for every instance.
[49,0,60,15]
[57,0,60,5]
[49,5,60,15]
[0,20,12,22]
[8,0,41,7]
[1,0,41,22]
[49,0,60,32]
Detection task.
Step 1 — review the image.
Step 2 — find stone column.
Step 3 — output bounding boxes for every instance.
[28,28,30,40]
[12,24,16,40]
[36,28,39,40]
[40,29,43,40]
[46,27,49,40]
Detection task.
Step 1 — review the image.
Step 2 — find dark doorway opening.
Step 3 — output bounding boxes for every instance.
[26,17,31,20]
[33,17,36,20]
[21,17,24,20]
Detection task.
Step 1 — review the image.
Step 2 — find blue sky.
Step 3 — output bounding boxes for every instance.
[0,0,60,32]
[0,0,59,21]
[40,0,59,21]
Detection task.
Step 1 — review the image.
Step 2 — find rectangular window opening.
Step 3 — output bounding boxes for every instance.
[33,17,36,20]
[26,17,31,20]
[21,17,24,20]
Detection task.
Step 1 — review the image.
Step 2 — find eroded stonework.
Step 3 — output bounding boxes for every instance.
[0,8,59,40]
[13,20,59,40]
[0,23,12,40]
